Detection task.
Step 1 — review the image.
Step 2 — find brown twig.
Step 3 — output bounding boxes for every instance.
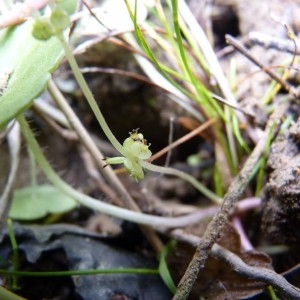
[79,67,163,90]
[32,103,78,141]
[225,34,298,98]
[172,229,300,300]
[149,118,217,163]
[249,31,300,55]
[0,122,21,232]
[80,0,110,31]
[173,104,288,299]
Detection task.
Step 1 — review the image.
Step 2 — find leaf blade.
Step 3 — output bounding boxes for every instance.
[9,185,77,220]
[0,20,63,127]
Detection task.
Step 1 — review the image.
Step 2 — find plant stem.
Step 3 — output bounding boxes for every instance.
[56,33,130,158]
[141,161,222,204]
[15,114,217,230]
[7,219,19,290]
[47,80,139,210]
[28,149,37,188]
[0,268,158,277]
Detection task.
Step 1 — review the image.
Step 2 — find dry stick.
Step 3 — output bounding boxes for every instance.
[225,34,298,98]
[173,104,287,300]
[213,245,300,300]
[32,104,78,141]
[249,31,300,55]
[47,79,163,253]
[149,118,216,163]
[172,229,300,300]
[0,122,20,229]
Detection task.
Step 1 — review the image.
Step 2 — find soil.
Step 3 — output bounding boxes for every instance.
[1,0,300,299]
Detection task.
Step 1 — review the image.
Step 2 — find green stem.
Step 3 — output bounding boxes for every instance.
[159,240,177,293]
[56,33,130,158]
[171,0,207,100]
[7,219,19,290]
[141,161,222,204]
[28,149,37,188]
[0,268,158,277]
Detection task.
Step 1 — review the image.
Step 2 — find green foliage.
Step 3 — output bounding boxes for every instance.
[0,20,63,127]
[123,1,259,181]
[159,240,177,293]
[0,0,77,128]
[9,185,77,220]
[7,219,19,290]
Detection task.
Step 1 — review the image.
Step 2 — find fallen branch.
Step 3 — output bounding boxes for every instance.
[173,104,288,299]
[0,122,21,233]
[226,34,298,98]
[172,229,300,300]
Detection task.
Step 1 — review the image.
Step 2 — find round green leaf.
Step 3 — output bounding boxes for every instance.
[9,185,77,220]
